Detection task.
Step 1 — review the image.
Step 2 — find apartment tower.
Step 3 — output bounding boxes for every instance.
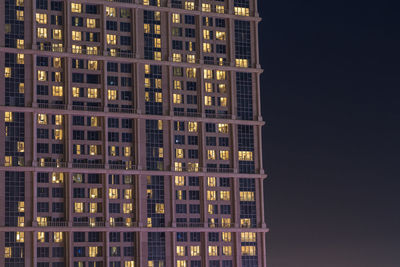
[0,0,267,266]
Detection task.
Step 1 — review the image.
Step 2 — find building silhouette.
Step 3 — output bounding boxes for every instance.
[0,0,267,266]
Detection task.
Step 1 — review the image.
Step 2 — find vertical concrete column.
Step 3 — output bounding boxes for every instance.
[32,172,37,226]
[228,18,235,67]
[64,0,72,52]
[235,232,242,267]
[32,231,37,267]
[258,177,266,227]
[233,177,240,228]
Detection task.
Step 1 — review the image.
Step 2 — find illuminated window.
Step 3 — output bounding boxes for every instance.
[239,151,253,161]
[223,246,232,256]
[18,216,25,227]
[88,60,98,70]
[125,261,135,267]
[54,129,63,140]
[204,96,213,106]
[155,92,162,102]
[202,3,211,12]
[216,70,226,80]
[154,38,161,48]
[109,188,118,199]
[72,31,82,41]
[37,217,47,226]
[52,29,62,40]
[208,177,216,187]
[37,232,45,242]
[174,162,183,172]
[17,39,24,49]
[176,246,185,256]
[19,83,25,93]
[207,150,216,160]
[219,97,227,107]
[4,67,11,78]
[16,0,24,6]
[219,83,227,93]
[52,86,63,96]
[236,58,249,67]
[156,203,165,214]
[54,232,63,242]
[55,115,62,125]
[37,70,47,81]
[89,247,98,257]
[208,246,218,256]
[187,54,196,63]
[240,191,255,201]
[74,202,84,213]
[17,141,25,152]
[240,218,251,228]
[52,57,61,68]
[90,117,98,126]
[5,111,13,122]
[15,232,24,243]
[123,203,133,214]
[155,78,162,88]
[87,88,98,98]
[4,156,12,166]
[72,45,82,54]
[90,188,98,199]
[172,13,181,23]
[204,69,213,79]
[235,7,250,16]
[52,172,64,183]
[203,43,212,53]
[15,10,24,21]
[107,34,117,45]
[207,190,216,201]
[176,190,184,200]
[187,41,194,51]
[185,1,195,10]
[222,232,232,242]
[175,149,184,159]
[177,261,187,267]
[124,189,132,199]
[158,147,164,158]
[37,114,47,125]
[173,53,182,62]
[208,204,214,214]
[17,54,24,64]
[215,31,226,41]
[190,246,200,256]
[222,218,231,227]
[186,68,196,78]
[188,122,197,132]
[87,46,98,55]
[218,123,228,133]
[87,18,96,28]
[220,191,230,201]
[188,162,199,172]
[154,51,162,61]
[124,146,131,157]
[108,90,117,100]
[89,202,97,213]
[220,150,229,160]
[203,29,210,40]
[241,232,257,242]
[5,247,11,258]
[216,5,225,13]
[105,6,116,17]
[205,82,213,92]
[241,246,256,256]
[147,218,152,227]
[18,201,25,212]
[53,71,61,82]
[173,93,183,104]
[144,24,151,33]
[174,80,182,90]
[175,176,185,186]
[71,3,82,13]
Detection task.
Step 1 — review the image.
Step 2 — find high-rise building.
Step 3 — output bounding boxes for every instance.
[0,0,267,266]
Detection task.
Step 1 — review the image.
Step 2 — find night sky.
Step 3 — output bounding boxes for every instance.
[259,1,400,266]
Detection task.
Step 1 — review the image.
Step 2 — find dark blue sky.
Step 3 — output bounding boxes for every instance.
[260,1,400,266]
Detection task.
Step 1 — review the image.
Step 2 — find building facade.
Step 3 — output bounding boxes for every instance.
[0,0,267,266]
